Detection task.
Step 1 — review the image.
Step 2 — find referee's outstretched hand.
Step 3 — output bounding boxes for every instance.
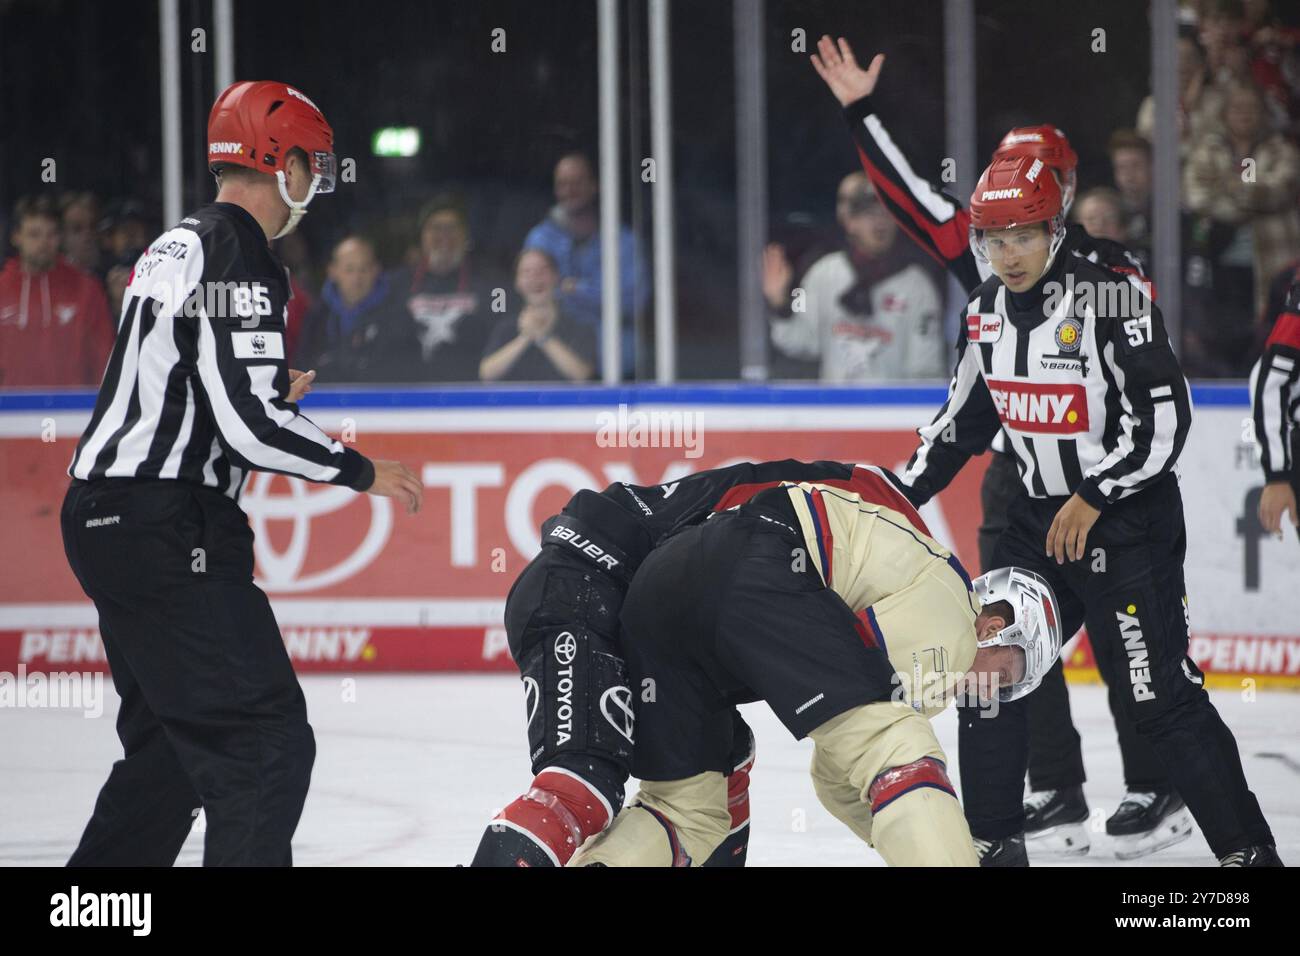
[287,368,316,403]
[1259,480,1298,536]
[369,460,424,515]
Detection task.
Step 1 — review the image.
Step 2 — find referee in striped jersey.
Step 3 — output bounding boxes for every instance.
[1251,273,1300,541]
[896,155,1279,866]
[61,81,423,866]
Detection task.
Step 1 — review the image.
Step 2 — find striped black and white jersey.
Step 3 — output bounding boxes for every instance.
[68,202,373,501]
[1250,275,1300,483]
[897,237,1193,508]
[840,92,1152,460]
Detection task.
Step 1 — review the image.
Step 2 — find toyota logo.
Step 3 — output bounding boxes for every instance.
[241,471,392,592]
[553,631,577,665]
[600,686,635,742]
[522,677,540,727]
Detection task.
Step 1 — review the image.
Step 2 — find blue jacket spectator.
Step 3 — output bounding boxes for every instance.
[294,236,425,382]
[522,153,648,375]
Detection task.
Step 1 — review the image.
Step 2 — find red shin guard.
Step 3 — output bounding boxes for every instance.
[493,768,613,866]
[726,754,754,831]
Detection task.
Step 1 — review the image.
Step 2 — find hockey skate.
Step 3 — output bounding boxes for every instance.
[973,832,1028,867]
[1023,785,1090,857]
[1218,845,1284,867]
[1107,791,1195,861]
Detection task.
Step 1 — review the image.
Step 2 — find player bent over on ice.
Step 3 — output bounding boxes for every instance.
[471,460,922,867]
[568,480,1063,867]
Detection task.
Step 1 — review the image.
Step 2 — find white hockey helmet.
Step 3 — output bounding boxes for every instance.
[972,566,1064,702]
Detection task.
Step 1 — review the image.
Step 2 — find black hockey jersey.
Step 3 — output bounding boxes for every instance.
[544,459,926,585]
[602,458,921,542]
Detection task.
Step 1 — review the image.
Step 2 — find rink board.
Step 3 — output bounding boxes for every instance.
[0,383,1296,688]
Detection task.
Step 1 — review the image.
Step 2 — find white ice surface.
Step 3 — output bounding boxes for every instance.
[3,675,1296,866]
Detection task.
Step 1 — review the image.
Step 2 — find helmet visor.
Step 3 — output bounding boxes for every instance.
[972,223,1051,263]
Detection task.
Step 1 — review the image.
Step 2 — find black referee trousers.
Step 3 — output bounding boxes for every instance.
[961,474,1274,857]
[61,478,314,866]
[976,449,1171,795]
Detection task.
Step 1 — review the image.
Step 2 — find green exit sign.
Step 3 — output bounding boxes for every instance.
[372,127,421,157]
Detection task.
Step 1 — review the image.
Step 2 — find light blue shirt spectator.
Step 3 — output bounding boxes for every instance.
[522,153,649,375]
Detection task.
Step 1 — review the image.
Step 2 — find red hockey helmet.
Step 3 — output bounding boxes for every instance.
[969,154,1067,267]
[993,125,1079,212]
[207,81,336,237]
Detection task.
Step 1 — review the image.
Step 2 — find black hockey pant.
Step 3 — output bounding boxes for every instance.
[962,474,1274,857]
[977,448,1170,796]
[61,479,314,867]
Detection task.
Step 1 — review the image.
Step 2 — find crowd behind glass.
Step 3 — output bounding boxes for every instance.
[2,0,1298,388]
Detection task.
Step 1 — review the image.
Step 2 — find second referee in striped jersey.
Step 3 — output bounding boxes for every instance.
[1251,272,1300,540]
[61,81,423,866]
[896,154,1280,866]
[810,34,1175,858]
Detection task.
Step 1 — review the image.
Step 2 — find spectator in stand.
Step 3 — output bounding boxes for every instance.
[104,249,139,319]
[522,152,648,378]
[294,235,424,383]
[1199,0,1254,87]
[396,193,502,381]
[0,196,114,387]
[274,229,319,298]
[1184,79,1300,327]
[1137,31,1226,153]
[98,203,153,337]
[284,276,314,365]
[1241,0,1300,133]
[271,231,317,362]
[762,172,944,382]
[1107,129,1154,265]
[98,199,153,264]
[480,248,595,383]
[1073,186,1130,246]
[60,192,103,278]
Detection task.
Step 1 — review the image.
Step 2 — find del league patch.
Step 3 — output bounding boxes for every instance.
[967,312,1003,343]
[1055,317,1083,352]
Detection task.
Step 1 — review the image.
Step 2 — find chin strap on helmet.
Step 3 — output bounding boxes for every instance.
[273,170,324,239]
[1040,209,1068,276]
